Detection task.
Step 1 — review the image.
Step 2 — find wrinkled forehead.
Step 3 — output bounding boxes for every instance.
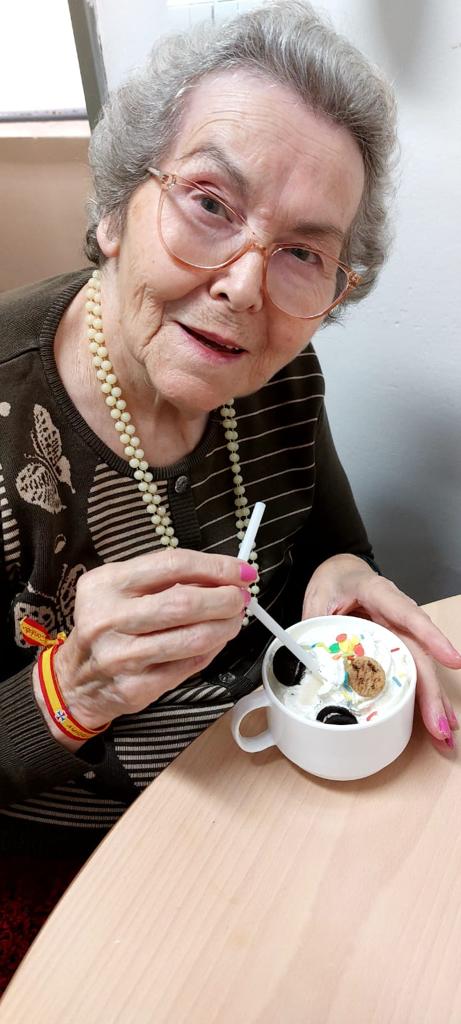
[166,69,365,231]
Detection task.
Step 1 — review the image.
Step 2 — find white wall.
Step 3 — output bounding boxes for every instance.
[93,0,461,603]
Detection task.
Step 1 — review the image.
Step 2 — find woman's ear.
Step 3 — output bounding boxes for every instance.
[96,216,120,258]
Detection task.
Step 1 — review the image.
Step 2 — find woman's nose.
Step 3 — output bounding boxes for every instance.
[208,250,265,313]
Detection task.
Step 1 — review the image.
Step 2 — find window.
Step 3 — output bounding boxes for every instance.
[0,0,86,121]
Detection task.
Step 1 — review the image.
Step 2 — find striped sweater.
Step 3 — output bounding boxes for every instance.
[0,271,375,851]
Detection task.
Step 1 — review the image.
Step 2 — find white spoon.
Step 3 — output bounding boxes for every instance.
[238,503,326,683]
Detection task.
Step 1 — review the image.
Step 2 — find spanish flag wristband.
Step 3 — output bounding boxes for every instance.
[21,617,109,743]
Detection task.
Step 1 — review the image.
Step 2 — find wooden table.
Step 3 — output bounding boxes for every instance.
[1,596,461,1023]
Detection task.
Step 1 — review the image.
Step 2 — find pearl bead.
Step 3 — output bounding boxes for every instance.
[115,421,125,432]
[124,446,135,457]
[97,346,108,358]
[106,374,117,385]
[89,341,98,353]
[161,535,171,546]
[96,369,106,381]
[150,513,161,524]
[129,458,140,469]
[125,424,136,435]
[138,481,148,492]
[135,448,144,460]
[120,433,130,444]
[101,382,111,394]
[110,408,121,419]
[105,396,116,407]
[134,470,144,481]
[144,472,153,483]
[116,399,126,411]
[120,412,131,423]
[139,461,148,471]
[112,386,121,398]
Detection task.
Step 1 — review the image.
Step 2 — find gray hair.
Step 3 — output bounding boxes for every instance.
[86,0,398,316]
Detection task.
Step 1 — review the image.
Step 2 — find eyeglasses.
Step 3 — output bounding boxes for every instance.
[148,166,362,320]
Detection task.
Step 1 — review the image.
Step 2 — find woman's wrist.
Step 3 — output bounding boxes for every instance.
[32,661,85,752]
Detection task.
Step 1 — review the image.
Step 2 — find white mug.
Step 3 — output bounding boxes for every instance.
[231,616,417,781]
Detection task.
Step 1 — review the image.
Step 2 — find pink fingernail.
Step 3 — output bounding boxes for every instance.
[445,733,455,750]
[240,562,258,582]
[437,715,451,739]
[241,589,251,608]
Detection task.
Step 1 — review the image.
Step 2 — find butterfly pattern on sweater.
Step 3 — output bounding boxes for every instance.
[16,404,75,514]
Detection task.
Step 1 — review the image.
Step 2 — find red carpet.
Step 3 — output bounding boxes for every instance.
[0,853,85,995]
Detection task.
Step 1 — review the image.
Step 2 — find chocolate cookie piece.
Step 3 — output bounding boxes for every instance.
[347,656,385,698]
[272,645,305,686]
[316,705,358,725]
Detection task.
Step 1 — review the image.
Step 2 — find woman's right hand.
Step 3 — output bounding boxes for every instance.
[35,549,255,748]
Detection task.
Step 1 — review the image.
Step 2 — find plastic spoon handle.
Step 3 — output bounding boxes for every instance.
[238,502,266,562]
[248,598,323,680]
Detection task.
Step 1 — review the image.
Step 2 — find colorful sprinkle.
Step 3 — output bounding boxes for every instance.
[392,675,402,687]
[366,711,378,722]
[336,633,347,643]
[329,642,341,653]
[391,647,400,652]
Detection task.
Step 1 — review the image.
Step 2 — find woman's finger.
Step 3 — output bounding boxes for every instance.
[405,637,456,748]
[92,614,245,678]
[118,547,257,595]
[358,576,461,669]
[120,584,248,635]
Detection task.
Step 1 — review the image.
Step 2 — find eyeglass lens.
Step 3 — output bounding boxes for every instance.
[160,182,348,318]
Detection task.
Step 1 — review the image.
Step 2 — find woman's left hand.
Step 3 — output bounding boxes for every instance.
[302,554,461,750]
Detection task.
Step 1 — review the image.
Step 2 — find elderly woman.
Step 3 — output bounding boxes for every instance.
[0,0,460,979]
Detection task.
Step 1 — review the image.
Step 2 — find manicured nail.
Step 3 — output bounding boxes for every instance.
[240,562,258,582]
[241,589,252,608]
[445,733,455,750]
[437,715,451,739]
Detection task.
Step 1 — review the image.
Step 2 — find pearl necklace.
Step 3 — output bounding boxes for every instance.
[85,270,259,622]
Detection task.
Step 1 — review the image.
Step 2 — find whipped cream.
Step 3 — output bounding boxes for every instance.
[270,625,413,725]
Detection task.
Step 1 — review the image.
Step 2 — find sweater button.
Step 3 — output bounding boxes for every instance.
[175,475,189,494]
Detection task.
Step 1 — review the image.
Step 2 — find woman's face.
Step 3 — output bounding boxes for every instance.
[98,70,365,415]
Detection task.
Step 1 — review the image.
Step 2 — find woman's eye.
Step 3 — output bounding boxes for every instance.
[197,193,229,219]
[289,247,320,265]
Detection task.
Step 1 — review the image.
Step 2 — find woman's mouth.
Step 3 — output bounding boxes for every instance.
[177,322,246,359]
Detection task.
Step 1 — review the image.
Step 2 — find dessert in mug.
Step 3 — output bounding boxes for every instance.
[270,624,414,726]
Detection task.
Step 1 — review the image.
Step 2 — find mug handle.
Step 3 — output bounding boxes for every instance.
[231,689,275,753]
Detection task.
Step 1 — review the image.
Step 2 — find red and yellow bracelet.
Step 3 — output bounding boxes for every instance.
[21,617,109,742]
